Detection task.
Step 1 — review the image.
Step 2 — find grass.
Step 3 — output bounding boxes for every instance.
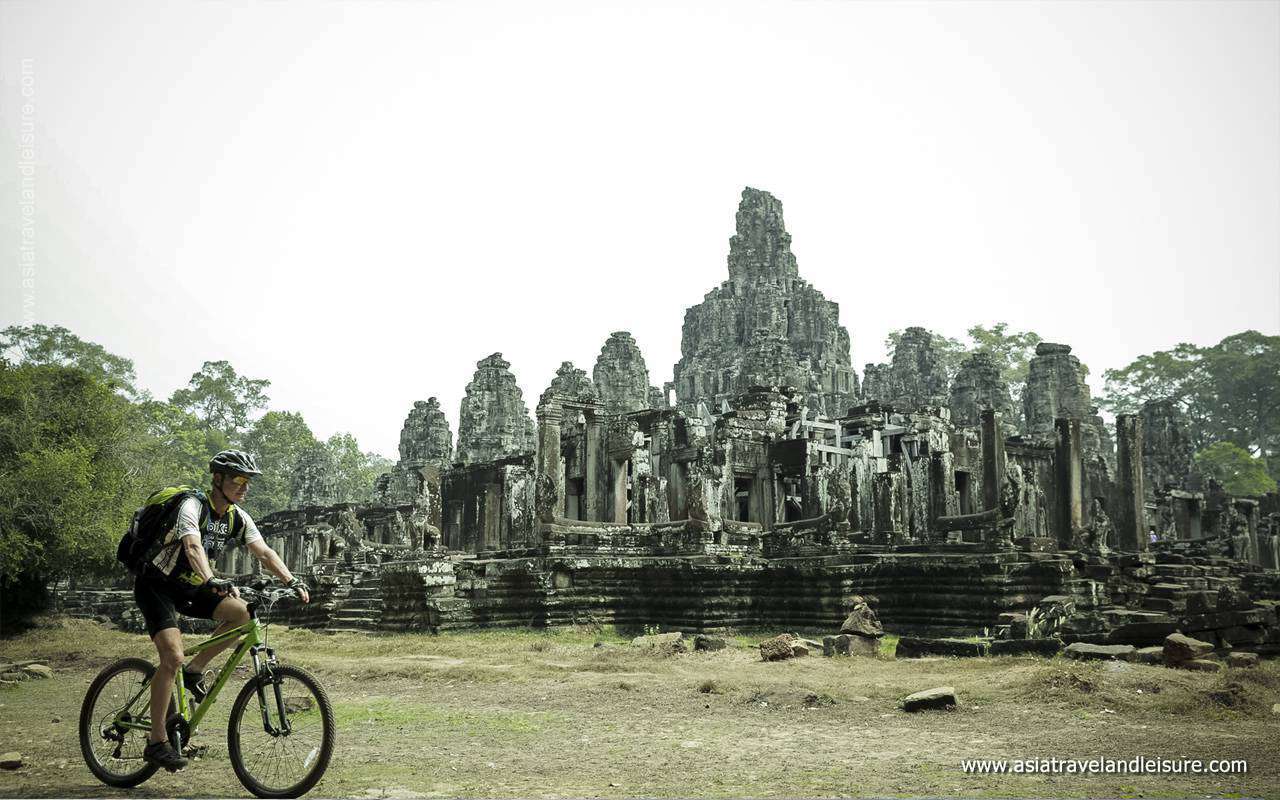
[0,616,1277,798]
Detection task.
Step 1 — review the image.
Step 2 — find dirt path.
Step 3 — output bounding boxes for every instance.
[1,619,1277,798]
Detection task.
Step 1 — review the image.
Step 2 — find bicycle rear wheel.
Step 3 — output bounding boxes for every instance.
[79,657,173,788]
[227,664,335,798]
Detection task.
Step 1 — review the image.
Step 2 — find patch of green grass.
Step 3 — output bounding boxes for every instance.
[332,697,560,735]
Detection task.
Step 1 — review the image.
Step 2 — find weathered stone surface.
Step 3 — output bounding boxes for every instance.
[1226,651,1259,668]
[693,634,729,652]
[1140,398,1195,495]
[593,333,651,415]
[989,638,1062,657]
[20,664,51,679]
[397,397,453,470]
[1182,658,1222,673]
[1023,343,1110,468]
[671,188,856,417]
[631,632,684,649]
[895,637,987,658]
[950,351,1015,430]
[1163,633,1214,665]
[1132,646,1165,664]
[902,686,957,712]
[547,362,597,403]
[290,442,338,508]
[884,327,952,411]
[0,752,21,769]
[1064,642,1136,661]
[839,596,884,637]
[457,353,536,465]
[759,634,796,661]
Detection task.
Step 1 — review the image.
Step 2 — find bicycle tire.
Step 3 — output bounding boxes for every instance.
[226,664,335,798]
[79,657,174,788]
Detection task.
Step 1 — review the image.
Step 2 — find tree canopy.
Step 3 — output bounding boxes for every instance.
[170,360,271,436]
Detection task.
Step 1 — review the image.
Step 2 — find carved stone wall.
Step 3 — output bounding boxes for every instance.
[456,353,536,465]
[1141,398,1195,495]
[950,351,1014,429]
[290,443,338,508]
[398,397,452,470]
[592,332,651,415]
[672,188,857,417]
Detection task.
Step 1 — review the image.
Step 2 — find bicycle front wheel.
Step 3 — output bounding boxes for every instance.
[79,657,172,788]
[227,664,335,798]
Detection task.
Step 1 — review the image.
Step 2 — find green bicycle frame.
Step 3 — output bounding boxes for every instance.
[113,615,281,736]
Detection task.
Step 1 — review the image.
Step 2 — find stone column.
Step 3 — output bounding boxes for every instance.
[981,409,1005,515]
[612,460,629,523]
[1054,418,1084,549]
[1114,414,1146,552]
[535,401,563,522]
[584,414,603,521]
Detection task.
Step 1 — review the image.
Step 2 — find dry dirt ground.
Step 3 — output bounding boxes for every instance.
[1,617,1278,799]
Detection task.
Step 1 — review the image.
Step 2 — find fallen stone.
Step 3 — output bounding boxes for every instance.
[631,632,683,649]
[1132,646,1165,665]
[20,665,52,679]
[839,598,883,637]
[1182,659,1222,673]
[0,672,25,682]
[693,634,729,652]
[283,696,314,713]
[1272,703,1280,715]
[791,642,811,657]
[989,638,1062,657]
[1107,621,1178,646]
[1064,643,1136,661]
[759,635,795,662]
[902,686,957,712]
[895,637,987,658]
[1163,633,1214,665]
[1226,652,1259,669]
[0,752,20,770]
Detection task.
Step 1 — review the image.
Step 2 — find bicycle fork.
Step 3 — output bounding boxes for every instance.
[250,645,292,737]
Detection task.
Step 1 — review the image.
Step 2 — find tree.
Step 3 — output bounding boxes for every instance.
[134,399,231,490]
[1195,442,1277,497]
[0,324,139,399]
[325,433,393,504]
[966,323,1042,395]
[0,363,142,625]
[169,360,270,436]
[241,411,318,518]
[1101,331,1279,463]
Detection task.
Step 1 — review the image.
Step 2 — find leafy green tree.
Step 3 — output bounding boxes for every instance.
[1195,442,1277,497]
[170,360,270,437]
[325,433,393,504]
[0,324,139,399]
[241,411,318,518]
[135,399,231,490]
[0,363,142,625]
[1102,331,1279,464]
[967,323,1042,394]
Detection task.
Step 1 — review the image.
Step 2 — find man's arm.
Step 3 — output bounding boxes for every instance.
[247,539,311,603]
[182,536,238,596]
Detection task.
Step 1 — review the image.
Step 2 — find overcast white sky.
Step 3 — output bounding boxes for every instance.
[2,0,1277,459]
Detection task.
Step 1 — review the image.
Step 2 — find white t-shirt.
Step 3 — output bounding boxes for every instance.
[150,496,263,576]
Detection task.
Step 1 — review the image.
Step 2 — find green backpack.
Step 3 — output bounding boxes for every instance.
[116,486,207,574]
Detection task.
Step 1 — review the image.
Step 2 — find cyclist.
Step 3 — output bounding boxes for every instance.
[133,449,311,771]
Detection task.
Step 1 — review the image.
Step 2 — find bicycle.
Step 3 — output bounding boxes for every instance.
[78,584,336,798]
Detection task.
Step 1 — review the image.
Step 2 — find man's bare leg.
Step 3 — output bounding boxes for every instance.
[186,596,250,674]
[149,628,184,743]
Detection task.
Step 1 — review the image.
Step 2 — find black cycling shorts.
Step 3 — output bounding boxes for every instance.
[133,568,225,638]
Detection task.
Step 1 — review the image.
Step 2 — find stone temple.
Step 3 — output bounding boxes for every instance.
[66,188,1280,655]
